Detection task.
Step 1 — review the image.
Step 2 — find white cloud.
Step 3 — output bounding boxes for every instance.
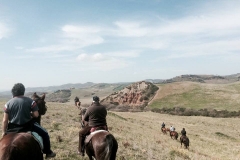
[76,53,130,71]
[114,21,149,37]
[0,22,11,39]
[105,50,141,58]
[77,53,88,61]
[26,24,104,53]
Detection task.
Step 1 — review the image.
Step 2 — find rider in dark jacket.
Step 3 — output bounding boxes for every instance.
[161,122,165,128]
[78,96,108,156]
[181,128,186,136]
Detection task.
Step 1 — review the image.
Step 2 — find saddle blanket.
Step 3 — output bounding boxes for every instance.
[31,132,44,150]
[85,130,108,144]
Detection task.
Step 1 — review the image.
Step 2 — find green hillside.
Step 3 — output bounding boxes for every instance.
[149,81,240,111]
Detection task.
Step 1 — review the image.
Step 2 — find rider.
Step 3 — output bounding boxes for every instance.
[78,96,108,156]
[161,122,165,129]
[1,83,56,159]
[170,126,175,132]
[74,96,81,110]
[181,128,186,136]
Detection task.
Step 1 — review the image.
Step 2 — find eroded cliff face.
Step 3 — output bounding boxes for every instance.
[101,81,158,108]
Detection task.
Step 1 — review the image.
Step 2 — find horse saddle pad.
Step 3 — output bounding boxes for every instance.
[85,130,108,144]
[31,132,44,150]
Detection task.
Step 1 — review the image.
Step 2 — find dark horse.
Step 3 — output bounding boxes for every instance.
[84,130,118,160]
[0,132,43,160]
[170,131,178,140]
[32,92,47,126]
[180,135,189,149]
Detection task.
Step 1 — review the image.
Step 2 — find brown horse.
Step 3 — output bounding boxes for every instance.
[170,131,178,140]
[0,132,43,160]
[166,128,170,132]
[161,127,167,134]
[84,131,118,160]
[74,96,81,109]
[32,92,47,125]
[180,135,189,149]
[79,108,88,128]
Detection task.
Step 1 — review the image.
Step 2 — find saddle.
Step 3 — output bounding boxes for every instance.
[31,132,44,150]
[85,130,108,144]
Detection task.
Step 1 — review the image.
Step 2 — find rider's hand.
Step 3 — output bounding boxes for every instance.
[1,132,6,137]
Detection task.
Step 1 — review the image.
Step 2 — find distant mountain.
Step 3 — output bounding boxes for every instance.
[25,82,95,92]
[1,73,240,101]
[144,79,165,83]
[158,74,240,84]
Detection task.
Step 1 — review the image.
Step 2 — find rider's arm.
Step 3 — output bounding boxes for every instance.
[83,110,89,122]
[2,113,8,137]
[32,110,39,118]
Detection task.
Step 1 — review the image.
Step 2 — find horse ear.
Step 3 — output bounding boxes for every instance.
[42,93,45,100]
[32,92,37,98]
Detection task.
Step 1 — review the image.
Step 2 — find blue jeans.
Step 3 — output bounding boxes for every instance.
[32,122,52,154]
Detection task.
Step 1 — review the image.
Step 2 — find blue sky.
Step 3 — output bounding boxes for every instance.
[1,0,240,91]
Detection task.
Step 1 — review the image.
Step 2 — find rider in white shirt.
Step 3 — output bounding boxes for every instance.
[170,126,175,131]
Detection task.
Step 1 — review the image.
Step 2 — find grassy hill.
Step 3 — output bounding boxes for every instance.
[149,81,240,112]
[1,101,239,160]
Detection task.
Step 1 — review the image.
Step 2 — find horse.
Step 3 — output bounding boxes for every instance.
[79,108,88,128]
[166,128,170,132]
[161,127,167,134]
[74,96,81,109]
[32,92,47,126]
[84,130,118,160]
[170,131,178,140]
[0,132,43,160]
[180,135,189,149]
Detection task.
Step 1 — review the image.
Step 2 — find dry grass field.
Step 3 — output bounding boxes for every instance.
[1,101,240,160]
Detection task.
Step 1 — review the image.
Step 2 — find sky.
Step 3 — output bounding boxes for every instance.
[0,0,240,91]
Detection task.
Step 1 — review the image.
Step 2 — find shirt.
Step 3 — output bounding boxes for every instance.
[4,96,39,125]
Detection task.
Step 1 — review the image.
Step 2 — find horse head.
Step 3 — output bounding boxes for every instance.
[32,92,47,115]
[31,92,47,125]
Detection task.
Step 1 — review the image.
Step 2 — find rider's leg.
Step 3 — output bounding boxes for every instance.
[78,126,91,156]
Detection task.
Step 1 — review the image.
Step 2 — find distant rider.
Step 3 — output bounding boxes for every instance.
[181,128,186,136]
[170,126,175,132]
[161,122,165,129]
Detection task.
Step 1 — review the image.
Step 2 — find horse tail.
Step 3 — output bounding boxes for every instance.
[100,134,118,160]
